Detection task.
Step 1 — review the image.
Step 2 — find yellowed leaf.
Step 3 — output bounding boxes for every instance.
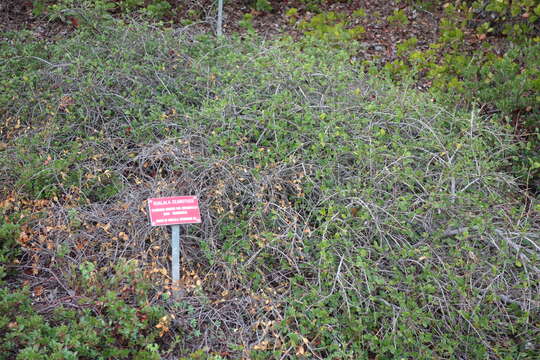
[252,340,269,351]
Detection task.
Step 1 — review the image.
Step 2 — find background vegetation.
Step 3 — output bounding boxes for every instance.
[1,0,539,359]
[26,0,540,191]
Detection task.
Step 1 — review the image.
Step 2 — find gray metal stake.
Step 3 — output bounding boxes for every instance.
[217,0,223,37]
[171,224,181,300]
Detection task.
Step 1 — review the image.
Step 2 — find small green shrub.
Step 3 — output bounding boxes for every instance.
[285,7,299,24]
[0,287,164,359]
[0,222,21,281]
[387,8,409,26]
[299,0,325,13]
[144,0,171,18]
[405,41,540,189]
[253,0,273,13]
[45,0,173,21]
[7,140,88,199]
[239,13,255,31]
[352,8,367,17]
[386,0,540,190]
[299,11,365,44]
[396,37,418,57]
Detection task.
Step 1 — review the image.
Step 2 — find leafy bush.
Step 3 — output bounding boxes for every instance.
[0,222,21,282]
[34,0,173,20]
[253,0,273,13]
[0,287,164,359]
[387,8,409,26]
[298,0,352,13]
[298,11,365,44]
[290,1,539,191]
[382,0,540,191]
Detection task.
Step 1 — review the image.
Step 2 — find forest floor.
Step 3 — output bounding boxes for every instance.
[2,0,512,97]
[1,0,443,70]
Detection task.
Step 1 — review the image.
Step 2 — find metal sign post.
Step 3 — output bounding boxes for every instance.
[171,224,181,299]
[217,0,224,36]
[147,196,201,301]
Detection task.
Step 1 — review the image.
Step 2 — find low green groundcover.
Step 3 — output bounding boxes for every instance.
[1,19,538,359]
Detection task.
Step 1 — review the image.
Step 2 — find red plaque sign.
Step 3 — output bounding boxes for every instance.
[147,196,201,226]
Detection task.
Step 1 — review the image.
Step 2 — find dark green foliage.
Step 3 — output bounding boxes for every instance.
[0,287,163,359]
[285,0,539,190]
[253,0,273,13]
[33,0,173,20]
[0,223,20,256]
[0,222,21,282]
[382,0,540,191]
[298,11,365,44]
